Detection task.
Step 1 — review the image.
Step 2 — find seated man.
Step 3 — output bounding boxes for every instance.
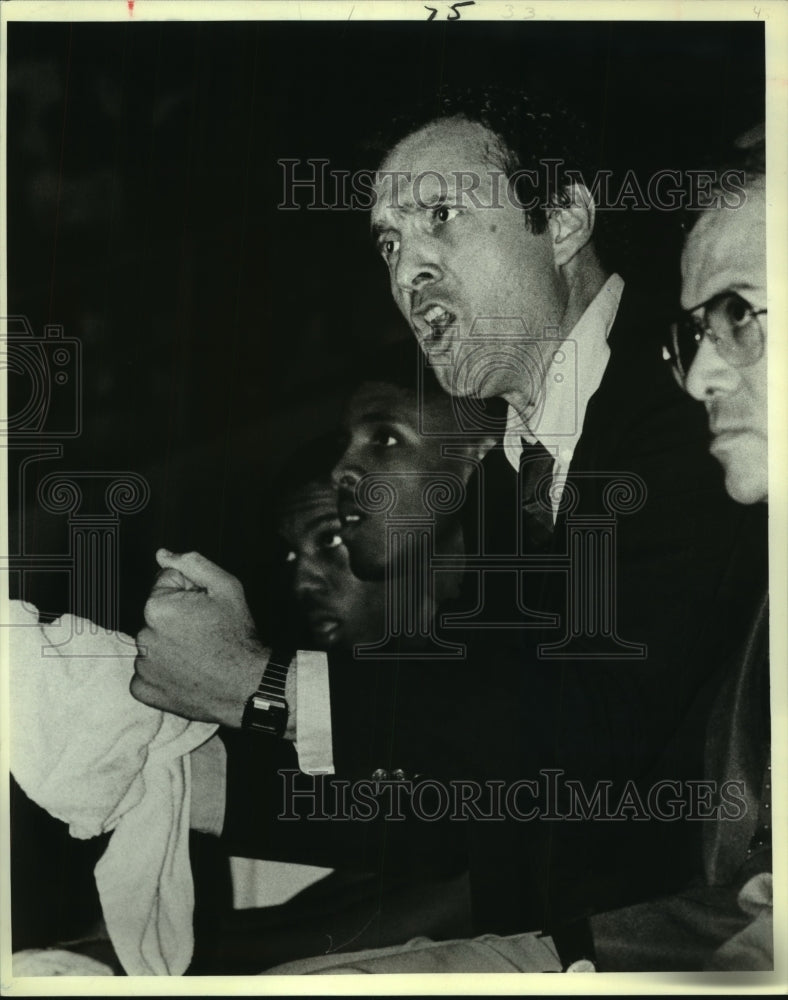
[263,128,773,974]
[135,86,767,962]
[591,127,771,973]
[273,433,390,655]
[348,85,768,942]
[189,440,390,971]
[137,341,494,971]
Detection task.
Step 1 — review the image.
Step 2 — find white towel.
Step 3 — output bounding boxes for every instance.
[12,949,115,977]
[8,599,216,976]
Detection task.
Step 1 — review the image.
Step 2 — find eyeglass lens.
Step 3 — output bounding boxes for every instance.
[671,292,764,379]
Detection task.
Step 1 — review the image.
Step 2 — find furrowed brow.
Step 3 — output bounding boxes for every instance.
[370,220,396,243]
[370,195,426,241]
[418,191,448,209]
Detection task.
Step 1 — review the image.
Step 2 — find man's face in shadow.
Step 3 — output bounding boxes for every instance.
[278,481,387,650]
[332,379,477,581]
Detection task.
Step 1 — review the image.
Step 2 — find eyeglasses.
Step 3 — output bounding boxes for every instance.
[663,291,766,386]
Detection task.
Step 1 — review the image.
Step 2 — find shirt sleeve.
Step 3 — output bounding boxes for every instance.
[190,649,334,835]
[292,649,335,776]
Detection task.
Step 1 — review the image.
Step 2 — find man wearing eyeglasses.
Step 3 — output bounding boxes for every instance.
[668,176,767,505]
[132,90,769,968]
[345,90,769,942]
[588,138,772,972]
[262,130,773,978]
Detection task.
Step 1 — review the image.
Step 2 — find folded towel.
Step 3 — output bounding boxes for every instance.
[8,600,216,975]
[12,948,115,977]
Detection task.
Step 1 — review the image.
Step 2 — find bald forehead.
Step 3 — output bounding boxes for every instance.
[681,179,766,311]
[373,117,505,216]
[381,117,498,171]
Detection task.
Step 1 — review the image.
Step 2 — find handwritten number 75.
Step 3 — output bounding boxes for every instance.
[425,1,475,20]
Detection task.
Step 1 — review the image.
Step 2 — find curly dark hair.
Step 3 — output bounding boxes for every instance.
[365,83,599,237]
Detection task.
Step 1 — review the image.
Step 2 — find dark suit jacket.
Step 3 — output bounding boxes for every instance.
[407,282,766,933]
[213,656,474,971]
[586,594,770,972]
[222,282,767,938]
[220,652,470,880]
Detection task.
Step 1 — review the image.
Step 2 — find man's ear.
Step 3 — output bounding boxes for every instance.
[547,183,596,267]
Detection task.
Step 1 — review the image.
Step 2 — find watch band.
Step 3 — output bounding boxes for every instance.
[241,653,292,737]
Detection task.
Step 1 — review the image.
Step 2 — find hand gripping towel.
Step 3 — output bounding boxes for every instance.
[8,600,216,975]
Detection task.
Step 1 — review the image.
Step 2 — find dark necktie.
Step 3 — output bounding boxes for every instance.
[520,437,555,552]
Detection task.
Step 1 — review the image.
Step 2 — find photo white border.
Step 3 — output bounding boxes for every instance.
[1,0,786,994]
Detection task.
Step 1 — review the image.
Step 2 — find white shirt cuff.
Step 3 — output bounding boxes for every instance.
[293,649,334,776]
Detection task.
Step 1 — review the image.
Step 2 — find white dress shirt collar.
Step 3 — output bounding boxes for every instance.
[503,273,624,472]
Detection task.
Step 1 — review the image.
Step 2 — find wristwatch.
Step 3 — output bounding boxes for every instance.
[241,653,291,737]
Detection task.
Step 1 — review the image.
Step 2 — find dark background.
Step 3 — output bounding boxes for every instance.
[4,15,765,956]
[7,18,764,634]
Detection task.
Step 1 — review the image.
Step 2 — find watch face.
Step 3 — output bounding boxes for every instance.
[244,694,288,736]
[251,694,285,713]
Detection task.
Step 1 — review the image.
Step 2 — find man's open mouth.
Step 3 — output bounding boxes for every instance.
[419,304,457,343]
[338,494,366,533]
